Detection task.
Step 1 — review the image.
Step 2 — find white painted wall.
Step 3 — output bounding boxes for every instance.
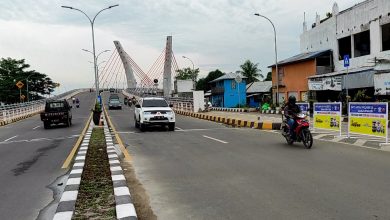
[176,80,193,93]
[301,0,390,72]
[193,91,205,112]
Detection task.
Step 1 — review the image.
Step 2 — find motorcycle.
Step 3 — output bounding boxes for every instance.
[282,113,313,149]
[76,102,80,108]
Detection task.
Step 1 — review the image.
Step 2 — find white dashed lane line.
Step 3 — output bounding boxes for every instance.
[32,126,40,130]
[202,135,229,144]
[4,135,18,142]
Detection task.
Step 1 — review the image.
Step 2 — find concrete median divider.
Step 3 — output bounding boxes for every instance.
[175,110,282,130]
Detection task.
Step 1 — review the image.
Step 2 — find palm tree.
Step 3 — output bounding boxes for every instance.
[239,60,262,84]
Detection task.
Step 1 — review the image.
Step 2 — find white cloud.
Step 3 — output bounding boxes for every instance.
[0,0,361,91]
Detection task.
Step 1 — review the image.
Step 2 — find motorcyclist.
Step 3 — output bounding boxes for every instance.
[284,96,301,139]
[75,98,80,107]
[72,97,76,104]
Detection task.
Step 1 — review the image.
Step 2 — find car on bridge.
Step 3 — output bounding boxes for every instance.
[108,99,122,110]
[40,99,72,129]
[134,97,175,131]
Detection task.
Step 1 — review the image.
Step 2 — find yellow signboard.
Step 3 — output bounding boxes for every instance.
[16,81,24,89]
[348,103,388,140]
[349,117,386,137]
[314,115,340,131]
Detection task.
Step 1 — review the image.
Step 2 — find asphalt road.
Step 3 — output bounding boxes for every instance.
[0,92,95,220]
[106,93,390,220]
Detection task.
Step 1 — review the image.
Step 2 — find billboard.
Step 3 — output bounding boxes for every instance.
[374,73,390,95]
[308,76,342,91]
[313,102,342,134]
[348,103,388,140]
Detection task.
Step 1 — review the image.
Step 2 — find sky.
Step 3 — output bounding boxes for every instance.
[0,0,360,93]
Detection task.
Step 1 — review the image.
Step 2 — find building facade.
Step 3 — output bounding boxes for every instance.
[301,0,390,100]
[209,72,247,108]
[270,50,333,103]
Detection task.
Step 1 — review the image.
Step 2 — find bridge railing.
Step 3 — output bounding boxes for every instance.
[0,89,88,124]
[123,89,195,112]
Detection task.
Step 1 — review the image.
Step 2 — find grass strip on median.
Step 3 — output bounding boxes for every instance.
[73,127,116,219]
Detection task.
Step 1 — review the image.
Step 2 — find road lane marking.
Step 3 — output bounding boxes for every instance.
[104,104,132,161]
[32,125,40,130]
[175,127,183,130]
[203,135,228,144]
[4,135,18,142]
[354,139,367,146]
[62,113,92,169]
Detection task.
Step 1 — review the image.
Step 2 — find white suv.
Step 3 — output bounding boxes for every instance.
[134,97,175,131]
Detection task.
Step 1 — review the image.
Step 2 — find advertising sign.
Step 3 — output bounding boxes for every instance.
[374,73,390,95]
[313,102,342,134]
[308,76,342,91]
[297,102,309,114]
[348,103,388,141]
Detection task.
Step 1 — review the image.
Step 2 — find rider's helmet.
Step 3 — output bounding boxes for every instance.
[288,96,296,105]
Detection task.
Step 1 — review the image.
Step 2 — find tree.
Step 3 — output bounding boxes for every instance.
[0,58,56,104]
[196,69,224,91]
[175,67,199,81]
[239,60,262,84]
[264,72,272,81]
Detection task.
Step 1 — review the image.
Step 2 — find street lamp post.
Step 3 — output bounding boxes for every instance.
[182,56,195,90]
[254,13,279,105]
[62,5,118,103]
[26,72,38,101]
[83,49,110,88]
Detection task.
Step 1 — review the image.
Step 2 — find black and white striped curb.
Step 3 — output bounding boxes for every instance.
[212,107,246,112]
[53,120,94,220]
[103,114,138,220]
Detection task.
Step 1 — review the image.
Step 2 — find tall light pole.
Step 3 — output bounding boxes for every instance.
[26,72,38,101]
[62,5,118,103]
[254,13,279,105]
[182,56,195,90]
[84,49,110,90]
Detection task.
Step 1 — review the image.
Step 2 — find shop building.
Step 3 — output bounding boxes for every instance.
[301,0,390,100]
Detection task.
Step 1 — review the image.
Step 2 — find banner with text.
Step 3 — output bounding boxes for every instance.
[313,102,342,134]
[297,102,310,114]
[348,103,388,140]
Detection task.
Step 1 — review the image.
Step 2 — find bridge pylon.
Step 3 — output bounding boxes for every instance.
[113,41,137,89]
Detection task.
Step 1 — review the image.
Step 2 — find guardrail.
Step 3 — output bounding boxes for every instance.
[0,89,88,124]
[122,90,195,112]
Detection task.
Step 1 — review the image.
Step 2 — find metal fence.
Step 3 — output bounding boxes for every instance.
[0,89,88,124]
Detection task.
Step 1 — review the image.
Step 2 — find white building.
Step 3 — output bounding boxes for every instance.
[301,0,390,98]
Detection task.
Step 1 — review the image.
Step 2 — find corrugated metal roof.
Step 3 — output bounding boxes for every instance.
[209,72,247,83]
[246,81,272,93]
[268,49,332,67]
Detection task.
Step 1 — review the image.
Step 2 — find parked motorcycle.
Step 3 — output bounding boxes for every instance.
[282,113,313,149]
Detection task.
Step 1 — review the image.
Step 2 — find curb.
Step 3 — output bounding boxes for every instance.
[0,112,40,127]
[211,107,246,112]
[175,110,281,130]
[53,120,94,220]
[103,114,138,220]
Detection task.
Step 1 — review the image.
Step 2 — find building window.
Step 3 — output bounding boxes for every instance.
[278,68,284,85]
[231,81,236,89]
[382,23,390,51]
[338,36,351,60]
[354,30,370,57]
